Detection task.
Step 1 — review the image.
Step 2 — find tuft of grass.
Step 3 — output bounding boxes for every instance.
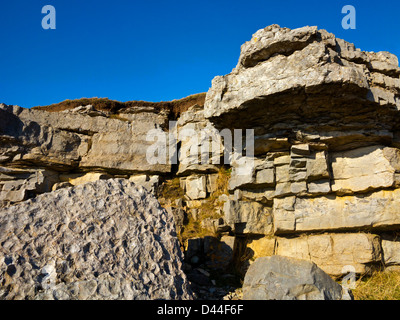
[352,270,400,300]
[180,167,231,244]
[160,177,185,202]
[108,114,130,122]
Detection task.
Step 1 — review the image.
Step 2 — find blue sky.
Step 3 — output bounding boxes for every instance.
[0,0,399,108]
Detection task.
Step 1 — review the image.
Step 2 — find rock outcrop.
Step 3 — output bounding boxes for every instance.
[201,25,400,277]
[0,104,170,174]
[1,24,400,299]
[0,179,193,300]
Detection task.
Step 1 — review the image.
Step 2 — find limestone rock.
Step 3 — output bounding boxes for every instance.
[177,105,222,175]
[274,189,400,234]
[0,167,58,205]
[0,179,193,300]
[243,255,352,300]
[331,145,400,194]
[205,25,400,134]
[185,175,207,200]
[0,104,171,174]
[129,174,160,195]
[275,233,382,276]
[381,237,400,267]
[62,105,107,117]
[60,172,112,186]
[51,182,73,191]
[223,200,273,235]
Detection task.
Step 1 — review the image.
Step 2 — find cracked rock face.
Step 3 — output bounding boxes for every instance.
[0,179,193,300]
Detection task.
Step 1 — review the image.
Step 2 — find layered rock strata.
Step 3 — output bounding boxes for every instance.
[202,25,400,276]
[1,24,400,285]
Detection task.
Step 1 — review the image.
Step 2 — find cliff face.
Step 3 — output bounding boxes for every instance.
[1,25,400,296]
[203,25,400,276]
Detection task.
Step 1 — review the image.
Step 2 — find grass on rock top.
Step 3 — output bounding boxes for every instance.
[33,93,207,120]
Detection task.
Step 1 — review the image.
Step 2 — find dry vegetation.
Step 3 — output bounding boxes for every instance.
[159,167,231,245]
[32,93,207,119]
[180,167,231,243]
[352,270,400,300]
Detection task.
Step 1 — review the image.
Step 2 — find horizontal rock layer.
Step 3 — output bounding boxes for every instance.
[0,104,170,174]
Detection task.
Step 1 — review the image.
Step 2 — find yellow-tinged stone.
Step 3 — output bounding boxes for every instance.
[60,172,111,186]
[246,237,276,260]
[276,233,382,276]
[274,188,400,234]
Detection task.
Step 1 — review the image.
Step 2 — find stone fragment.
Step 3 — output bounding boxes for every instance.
[52,182,73,191]
[381,238,400,266]
[61,172,112,186]
[306,151,330,181]
[177,106,222,175]
[291,144,310,157]
[243,256,352,300]
[129,174,160,195]
[307,180,331,194]
[0,168,59,204]
[206,174,219,194]
[185,175,207,200]
[255,168,275,185]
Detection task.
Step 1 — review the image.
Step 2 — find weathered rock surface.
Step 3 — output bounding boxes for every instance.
[204,25,400,135]
[381,236,400,267]
[273,189,400,234]
[331,145,400,194]
[0,179,193,300]
[177,105,222,176]
[275,233,382,276]
[223,200,273,235]
[0,104,170,174]
[243,256,352,300]
[0,167,59,205]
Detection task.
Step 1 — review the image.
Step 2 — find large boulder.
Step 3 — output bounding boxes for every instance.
[0,179,193,300]
[242,256,352,300]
